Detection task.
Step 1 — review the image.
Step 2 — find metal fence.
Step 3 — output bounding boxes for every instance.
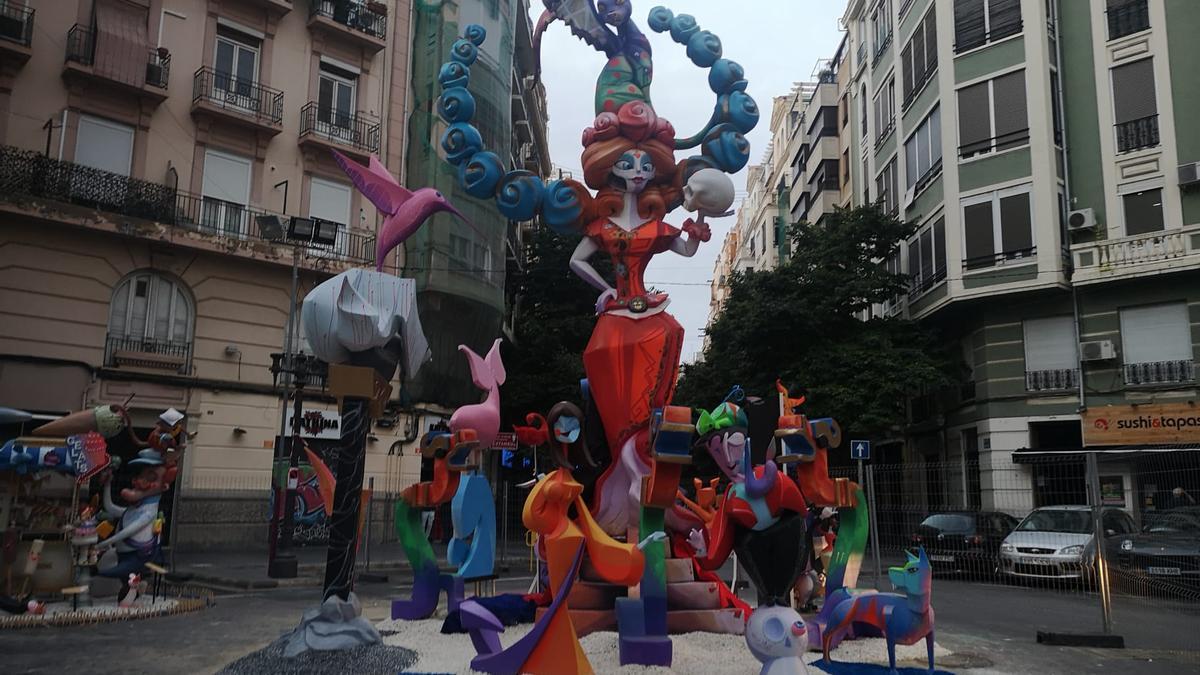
[849,450,1200,642]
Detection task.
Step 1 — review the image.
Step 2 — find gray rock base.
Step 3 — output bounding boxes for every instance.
[218,638,416,675]
[281,593,382,657]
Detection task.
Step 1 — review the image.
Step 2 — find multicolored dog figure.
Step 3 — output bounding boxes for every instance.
[822,548,936,674]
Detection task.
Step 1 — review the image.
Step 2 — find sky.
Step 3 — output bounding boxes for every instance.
[529,0,847,363]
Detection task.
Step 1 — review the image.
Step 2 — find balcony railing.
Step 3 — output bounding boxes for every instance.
[907,266,947,300]
[105,334,192,374]
[0,1,34,47]
[0,145,374,266]
[913,158,943,196]
[65,23,93,64]
[902,65,937,111]
[874,118,895,149]
[192,67,284,125]
[310,0,387,40]
[856,41,867,69]
[963,246,1036,271]
[960,380,977,403]
[1026,368,1078,392]
[1123,360,1195,386]
[1115,114,1158,153]
[146,49,170,88]
[959,128,1030,159]
[1107,0,1149,41]
[872,32,893,68]
[299,101,381,155]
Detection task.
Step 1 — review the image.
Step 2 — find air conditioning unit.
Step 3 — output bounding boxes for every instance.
[1067,208,1095,232]
[1079,339,1117,362]
[1179,161,1200,188]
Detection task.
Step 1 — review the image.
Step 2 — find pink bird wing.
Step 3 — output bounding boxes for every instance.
[331,150,411,215]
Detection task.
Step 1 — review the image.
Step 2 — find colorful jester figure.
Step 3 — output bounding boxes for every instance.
[821,548,936,675]
[685,396,809,608]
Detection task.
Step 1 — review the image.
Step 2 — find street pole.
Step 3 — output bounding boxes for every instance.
[268,244,302,578]
[1086,452,1114,634]
[866,464,883,590]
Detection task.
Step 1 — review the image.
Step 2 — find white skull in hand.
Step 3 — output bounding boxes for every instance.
[687,527,708,557]
[683,169,736,218]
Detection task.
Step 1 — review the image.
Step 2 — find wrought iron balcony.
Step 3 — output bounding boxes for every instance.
[64,24,169,92]
[1107,0,1149,41]
[907,266,947,300]
[0,1,34,49]
[105,334,192,374]
[1026,369,1078,393]
[959,127,1030,159]
[1123,360,1195,386]
[872,32,893,68]
[1115,114,1158,153]
[0,145,375,267]
[192,66,284,129]
[298,101,381,156]
[309,0,387,51]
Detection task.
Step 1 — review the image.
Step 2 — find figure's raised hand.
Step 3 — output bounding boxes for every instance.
[637,531,668,550]
[687,528,708,557]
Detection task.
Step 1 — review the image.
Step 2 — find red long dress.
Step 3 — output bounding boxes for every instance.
[581,217,685,527]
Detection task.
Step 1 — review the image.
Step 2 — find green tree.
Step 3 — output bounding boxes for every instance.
[500,226,610,426]
[675,204,953,436]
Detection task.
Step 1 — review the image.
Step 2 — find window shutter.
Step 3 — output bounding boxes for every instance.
[919,228,934,283]
[309,177,353,225]
[75,115,135,176]
[925,9,938,68]
[958,82,991,156]
[905,133,919,189]
[989,0,1022,39]
[901,42,914,99]
[999,191,1033,253]
[1024,316,1077,371]
[929,105,942,164]
[912,18,927,82]
[1120,303,1193,364]
[954,0,985,50]
[202,149,252,205]
[963,201,995,265]
[1111,58,1157,123]
[908,239,921,277]
[992,70,1027,150]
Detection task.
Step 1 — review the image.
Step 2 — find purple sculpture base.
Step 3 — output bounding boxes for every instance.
[615,597,672,667]
[462,542,586,675]
[391,569,465,620]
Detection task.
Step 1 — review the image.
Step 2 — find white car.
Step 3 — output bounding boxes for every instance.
[998,505,1137,581]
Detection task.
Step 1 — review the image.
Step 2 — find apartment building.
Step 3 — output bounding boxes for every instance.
[841,0,1200,511]
[0,0,549,550]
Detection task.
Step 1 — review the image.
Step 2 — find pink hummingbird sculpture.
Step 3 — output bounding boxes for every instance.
[331,150,472,271]
[449,338,505,450]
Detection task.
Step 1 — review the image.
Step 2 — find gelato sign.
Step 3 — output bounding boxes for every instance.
[1083,403,1200,446]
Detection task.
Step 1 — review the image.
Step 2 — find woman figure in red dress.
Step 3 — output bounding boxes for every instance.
[566,101,730,535]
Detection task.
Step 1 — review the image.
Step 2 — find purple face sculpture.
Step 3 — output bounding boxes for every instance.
[596,0,632,27]
[705,429,747,482]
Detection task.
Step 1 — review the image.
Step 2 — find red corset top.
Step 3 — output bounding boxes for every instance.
[585,218,680,313]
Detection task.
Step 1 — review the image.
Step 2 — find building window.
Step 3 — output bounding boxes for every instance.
[213,27,260,108]
[953,0,1022,53]
[75,115,134,176]
[201,148,252,237]
[1050,70,1063,145]
[318,62,357,129]
[1023,316,1078,391]
[812,158,840,195]
[309,177,352,254]
[1119,303,1196,385]
[1122,188,1164,236]
[904,106,942,193]
[1112,58,1158,153]
[107,272,194,372]
[872,0,893,60]
[901,7,938,108]
[875,158,899,215]
[907,216,946,298]
[1107,0,1149,41]
[883,251,903,314]
[842,149,851,186]
[957,69,1028,158]
[874,76,896,146]
[961,185,1034,270]
[860,85,869,139]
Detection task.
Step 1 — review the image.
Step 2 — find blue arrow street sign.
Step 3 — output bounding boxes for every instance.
[850,439,871,460]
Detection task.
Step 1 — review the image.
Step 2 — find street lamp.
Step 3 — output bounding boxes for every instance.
[259,212,340,579]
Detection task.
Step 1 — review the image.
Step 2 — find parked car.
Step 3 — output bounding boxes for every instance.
[910,511,1019,576]
[998,505,1137,582]
[1109,507,1200,592]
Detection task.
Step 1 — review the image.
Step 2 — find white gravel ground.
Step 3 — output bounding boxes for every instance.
[379,617,953,674]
